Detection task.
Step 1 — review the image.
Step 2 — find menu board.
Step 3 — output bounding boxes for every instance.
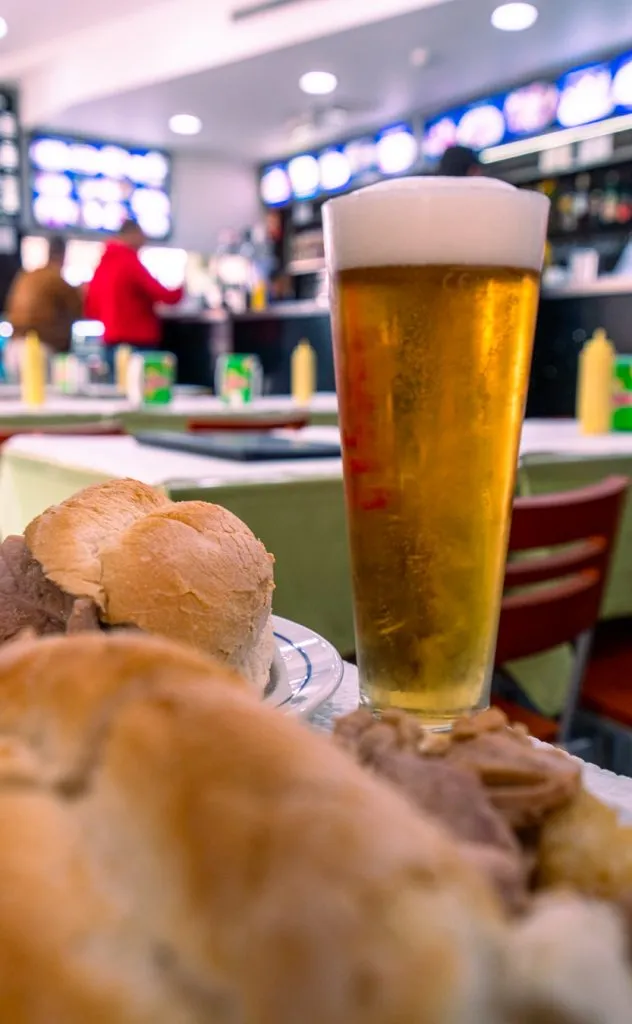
[27,133,172,240]
[0,88,21,224]
[423,47,632,161]
[259,123,419,207]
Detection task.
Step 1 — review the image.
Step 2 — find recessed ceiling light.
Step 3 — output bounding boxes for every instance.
[168,113,202,136]
[491,2,538,31]
[299,71,338,96]
[0,18,8,39]
[410,47,430,68]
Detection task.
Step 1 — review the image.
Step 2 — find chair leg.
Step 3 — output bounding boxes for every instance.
[558,629,594,747]
[579,712,632,775]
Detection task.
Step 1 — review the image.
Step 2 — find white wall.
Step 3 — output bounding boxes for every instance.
[170,152,261,253]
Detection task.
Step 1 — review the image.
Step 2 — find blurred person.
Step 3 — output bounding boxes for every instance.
[85,220,183,377]
[438,145,483,177]
[5,235,82,380]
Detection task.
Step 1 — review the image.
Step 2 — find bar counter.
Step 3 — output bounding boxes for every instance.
[530,276,632,419]
[160,302,334,398]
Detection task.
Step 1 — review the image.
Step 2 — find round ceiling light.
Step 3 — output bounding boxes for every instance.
[299,71,338,96]
[0,18,8,39]
[410,47,430,68]
[168,113,202,136]
[491,3,538,31]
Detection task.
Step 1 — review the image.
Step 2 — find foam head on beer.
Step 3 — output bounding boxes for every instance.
[323,176,550,273]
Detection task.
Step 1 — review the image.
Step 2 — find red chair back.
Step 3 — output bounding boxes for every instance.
[187,415,309,433]
[495,476,629,665]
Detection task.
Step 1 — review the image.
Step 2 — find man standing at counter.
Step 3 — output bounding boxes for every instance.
[85,220,183,376]
[5,235,82,379]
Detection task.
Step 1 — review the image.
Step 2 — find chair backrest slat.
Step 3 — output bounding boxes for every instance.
[496,475,629,665]
[504,537,605,589]
[496,572,600,663]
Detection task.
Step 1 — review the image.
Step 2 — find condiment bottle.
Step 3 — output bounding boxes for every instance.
[21,330,46,407]
[291,340,316,404]
[250,279,267,312]
[577,327,615,435]
[115,344,132,393]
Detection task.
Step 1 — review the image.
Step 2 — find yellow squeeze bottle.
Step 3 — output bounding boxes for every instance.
[115,345,132,393]
[291,340,316,404]
[577,328,615,435]
[21,331,46,407]
[251,279,267,312]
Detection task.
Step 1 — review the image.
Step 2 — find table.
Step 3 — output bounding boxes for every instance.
[0,397,121,436]
[521,419,632,458]
[0,393,337,436]
[2,419,631,665]
[121,394,329,432]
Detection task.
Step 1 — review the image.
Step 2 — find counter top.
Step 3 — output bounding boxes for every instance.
[542,276,632,299]
[233,301,330,321]
[159,301,330,323]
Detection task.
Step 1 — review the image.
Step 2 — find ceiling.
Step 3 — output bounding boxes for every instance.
[10,0,632,163]
[0,0,162,57]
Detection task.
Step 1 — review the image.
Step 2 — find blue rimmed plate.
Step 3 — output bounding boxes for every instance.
[265,615,344,718]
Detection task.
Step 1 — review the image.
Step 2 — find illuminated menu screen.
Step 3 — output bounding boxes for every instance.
[259,123,419,207]
[423,48,632,160]
[0,88,21,223]
[28,134,172,239]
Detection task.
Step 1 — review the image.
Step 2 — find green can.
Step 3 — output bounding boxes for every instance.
[128,351,176,405]
[612,356,632,431]
[215,354,262,405]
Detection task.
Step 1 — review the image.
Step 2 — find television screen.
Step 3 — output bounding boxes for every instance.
[28,133,172,240]
[0,88,21,223]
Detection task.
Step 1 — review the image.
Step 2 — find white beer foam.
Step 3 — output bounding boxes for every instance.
[323,176,550,272]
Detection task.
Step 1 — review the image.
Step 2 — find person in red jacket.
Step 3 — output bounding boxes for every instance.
[85,220,183,378]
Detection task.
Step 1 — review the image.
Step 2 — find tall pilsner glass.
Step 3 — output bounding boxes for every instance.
[324,178,550,727]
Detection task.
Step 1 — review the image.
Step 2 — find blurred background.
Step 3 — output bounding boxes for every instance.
[2,0,632,402]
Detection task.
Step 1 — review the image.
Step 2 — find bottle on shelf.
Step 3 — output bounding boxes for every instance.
[114,344,132,394]
[291,339,316,404]
[576,327,615,435]
[20,330,46,407]
[601,171,620,225]
[250,278,268,312]
[573,172,591,225]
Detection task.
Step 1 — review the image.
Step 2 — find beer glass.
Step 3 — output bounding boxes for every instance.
[323,178,549,727]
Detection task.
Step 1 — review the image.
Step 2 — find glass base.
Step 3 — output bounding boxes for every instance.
[359,686,490,732]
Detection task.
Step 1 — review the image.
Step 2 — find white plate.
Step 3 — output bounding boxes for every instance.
[264,615,344,718]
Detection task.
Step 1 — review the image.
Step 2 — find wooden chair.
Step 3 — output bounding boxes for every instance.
[493,476,629,746]
[187,414,309,433]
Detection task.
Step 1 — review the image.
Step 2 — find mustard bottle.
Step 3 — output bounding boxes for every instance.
[115,344,132,393]
[250,279,267,312]
[291,340,316,404]
[577,327,615,435]
[21,331,46,407]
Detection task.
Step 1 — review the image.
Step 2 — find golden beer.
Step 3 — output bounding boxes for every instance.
[324,179,549,726]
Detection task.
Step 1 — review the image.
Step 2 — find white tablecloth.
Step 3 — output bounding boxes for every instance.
[0,393,338,420]
[521,419,632,458]
[5,419,632,493]
[284,421,632,459]
[0,434,342,490]
[0,397,125,417]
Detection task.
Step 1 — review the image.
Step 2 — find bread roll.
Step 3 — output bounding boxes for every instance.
[0,632,628,1023]
[0,631,508,1024]
[24,479,275,691]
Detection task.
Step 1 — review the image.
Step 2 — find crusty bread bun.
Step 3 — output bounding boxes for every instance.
[0,631,628,1024]
[0,630,507,1024]
[24,479,275,692]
